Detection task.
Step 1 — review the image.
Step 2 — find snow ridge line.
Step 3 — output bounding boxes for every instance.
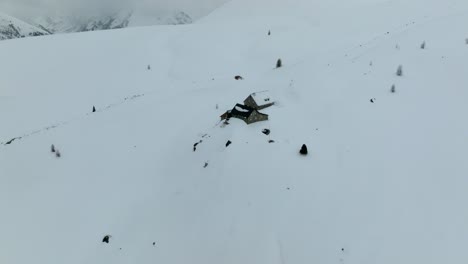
[0,93,145,147]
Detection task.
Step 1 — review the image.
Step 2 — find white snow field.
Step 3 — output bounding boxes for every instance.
[2,0,468,263]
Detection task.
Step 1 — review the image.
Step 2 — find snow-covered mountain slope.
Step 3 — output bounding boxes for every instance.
[0,12,48,40]
[2,0,468,263]
[33,11,192,34]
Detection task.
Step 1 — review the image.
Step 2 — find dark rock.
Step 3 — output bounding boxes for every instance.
[5,138,17,145]
[299,144,308,155]
[51,144,55,153]
[262,129,270,135]
[370,98,375,103]
[93,106,96,113]
[268,140,275,143]
[193,140,202,152]
[234,75,244,80]
[204,162,208,168]
[226,140,232,147]
[102,235,110,243]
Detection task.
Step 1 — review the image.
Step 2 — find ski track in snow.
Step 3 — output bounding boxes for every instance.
[0,93,145,147]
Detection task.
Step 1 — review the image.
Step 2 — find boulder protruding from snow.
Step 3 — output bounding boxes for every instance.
[102,235,110,243]
[299,144,308,155]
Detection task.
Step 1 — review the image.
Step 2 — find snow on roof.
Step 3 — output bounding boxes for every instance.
[234,105,250,112]
[250,91,272,105]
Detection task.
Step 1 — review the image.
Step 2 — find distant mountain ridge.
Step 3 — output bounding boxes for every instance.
[0,12,49,40]
[0,10,193,40]
[33,10,193,34]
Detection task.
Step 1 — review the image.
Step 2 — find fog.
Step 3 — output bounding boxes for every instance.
[0,0,228,19]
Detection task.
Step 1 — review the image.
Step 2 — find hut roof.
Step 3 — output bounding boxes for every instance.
[231,104,254,118]
[250,91,272,106]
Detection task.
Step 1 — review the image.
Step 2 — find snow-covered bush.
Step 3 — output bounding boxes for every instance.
[396,65,403,76]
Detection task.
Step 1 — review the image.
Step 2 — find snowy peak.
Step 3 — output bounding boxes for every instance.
[34,11,133,33]
[0,10,193,41]
[170,11,193,25]
[34,11,193,34]
[0,13,48,40]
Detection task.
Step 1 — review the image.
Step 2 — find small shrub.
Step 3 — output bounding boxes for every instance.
[92,106,96,113]
[391,84,396,93]
[55,150,61,158]
[268,30,271,36]
[396,65,403,76]
[276,59,282,68]
[420,41,426,49]
[51,144,55,153]
[147,65,151,70]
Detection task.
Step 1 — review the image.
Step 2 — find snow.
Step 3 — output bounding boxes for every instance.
[234,105,251,113]
[2,0,468,263]
[250,91,272,106]
[30,11,192,35]
[0,12,48,40]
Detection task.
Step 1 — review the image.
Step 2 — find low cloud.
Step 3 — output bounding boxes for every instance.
[0,0,228,19]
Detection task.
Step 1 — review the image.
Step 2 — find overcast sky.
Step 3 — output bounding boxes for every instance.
[0,0,228,19]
